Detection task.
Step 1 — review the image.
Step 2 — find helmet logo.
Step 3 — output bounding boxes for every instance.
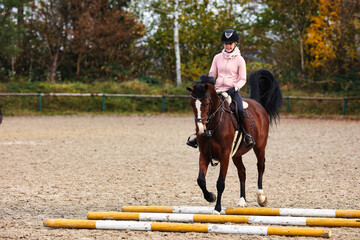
[221,29,238,43]
[225,31,233,39]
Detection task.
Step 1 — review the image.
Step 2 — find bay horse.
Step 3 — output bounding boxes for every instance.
[187,69,283,214]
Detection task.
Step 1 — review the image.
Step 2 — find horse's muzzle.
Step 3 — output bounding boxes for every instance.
[195,119,207,135]
[199,129,212,137]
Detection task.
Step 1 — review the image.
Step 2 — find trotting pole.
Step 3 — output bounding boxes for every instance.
[121,206,360,218]
[87,212,360,228]
[43,219,331,237]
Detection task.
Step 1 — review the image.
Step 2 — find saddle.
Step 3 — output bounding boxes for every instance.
[218,92,247,125]
[218,91,248,110]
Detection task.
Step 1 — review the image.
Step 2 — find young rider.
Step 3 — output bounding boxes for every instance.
[187,29,255,149]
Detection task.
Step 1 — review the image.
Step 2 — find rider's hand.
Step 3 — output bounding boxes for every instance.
[226,87,236,96]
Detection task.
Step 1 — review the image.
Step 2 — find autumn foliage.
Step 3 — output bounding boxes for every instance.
[0,0,359,93]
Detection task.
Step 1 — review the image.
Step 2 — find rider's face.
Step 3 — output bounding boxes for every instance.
[224,42,237,53]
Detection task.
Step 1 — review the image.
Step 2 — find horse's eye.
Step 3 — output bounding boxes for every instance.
[203,103,209,107]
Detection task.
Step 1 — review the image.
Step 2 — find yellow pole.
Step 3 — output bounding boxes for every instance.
[122,206,173,213]
[151,222,208,233]
[225,207,280,216]
[306,218,360,228]
[267,226,331,238]
[335,210,360,218]
[121,206,360,218]
[88,212,140,220]
[44,218,331,237]
[44,219,96,229]
[88,211,360,228]
[193,214,249,223]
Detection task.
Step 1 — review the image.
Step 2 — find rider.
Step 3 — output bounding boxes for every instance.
[187,29,255,149]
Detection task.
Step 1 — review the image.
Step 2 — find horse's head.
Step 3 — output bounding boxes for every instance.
[187,75,216,135]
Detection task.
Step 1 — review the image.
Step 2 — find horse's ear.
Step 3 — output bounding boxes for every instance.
[186,86,194,92]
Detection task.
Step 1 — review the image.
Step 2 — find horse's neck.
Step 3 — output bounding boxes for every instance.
[210,90,221,112]
[213,91,237,127]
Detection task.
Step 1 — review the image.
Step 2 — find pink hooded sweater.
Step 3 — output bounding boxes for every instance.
[208,47,247,92]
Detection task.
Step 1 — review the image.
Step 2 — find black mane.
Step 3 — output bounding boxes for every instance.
[199,74,215,86]
[192,82,208,99]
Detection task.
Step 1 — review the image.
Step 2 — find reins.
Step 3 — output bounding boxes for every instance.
[190,94,233,167]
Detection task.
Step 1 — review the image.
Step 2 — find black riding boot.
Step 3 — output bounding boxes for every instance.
[239,112,255,148]
[186,137,198,148]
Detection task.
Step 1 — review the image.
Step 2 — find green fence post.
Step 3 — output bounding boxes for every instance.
[286,96,290,113]
[102,94,105,112]
[162,95,165,113]
[38,93,42,112]
[343,98,347,116]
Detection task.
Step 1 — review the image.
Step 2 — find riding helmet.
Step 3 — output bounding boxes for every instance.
[221,29,239,43]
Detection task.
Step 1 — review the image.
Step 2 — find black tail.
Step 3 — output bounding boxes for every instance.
[250,69,283,124]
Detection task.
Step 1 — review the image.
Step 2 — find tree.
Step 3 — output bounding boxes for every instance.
[174,0,181,86]
[305,0,360,75]
[144,0,249,83]
[68,0,145,79]
[179,0,242,80]
[251,0,317,73]
[0,0,28,79]
[29,0,71,83]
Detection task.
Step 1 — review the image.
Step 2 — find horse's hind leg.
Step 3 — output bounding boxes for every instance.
[254,146,268,207]
[232,156,247,207]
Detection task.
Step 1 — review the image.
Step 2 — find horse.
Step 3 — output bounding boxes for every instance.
[186,69,283,214]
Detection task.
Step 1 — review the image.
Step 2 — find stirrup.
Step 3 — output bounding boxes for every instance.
[244,134,255,148]
[186,134,198,148]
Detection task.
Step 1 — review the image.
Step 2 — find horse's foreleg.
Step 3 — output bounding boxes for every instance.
[233,156,247,207]
[213,158,229,214]
[197,156,216,203]
[197,171,216,203]
[214,174,225,214]
[255,147,267,207]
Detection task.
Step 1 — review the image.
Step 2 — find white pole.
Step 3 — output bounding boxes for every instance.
[43,219,331,237]
[121,205,360,218]
[174,0,181,86]
[87,212,360,228]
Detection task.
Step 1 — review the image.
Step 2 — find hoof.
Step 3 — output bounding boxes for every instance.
[236,197,247,207]
[257,189,268,207]
[258,197,268,207]
[206,192,216,203]
[212,210,221,215]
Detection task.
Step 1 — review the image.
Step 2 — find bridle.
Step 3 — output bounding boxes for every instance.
[190,94,224,136]
[190,93,233,166]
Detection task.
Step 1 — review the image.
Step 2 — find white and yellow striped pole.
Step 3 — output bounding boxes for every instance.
[121,206,360,218]
[87,212,360,228]
[43,219,331,238]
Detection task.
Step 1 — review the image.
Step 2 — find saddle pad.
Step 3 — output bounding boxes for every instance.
[230,130,242,157]
[243,101,248,109]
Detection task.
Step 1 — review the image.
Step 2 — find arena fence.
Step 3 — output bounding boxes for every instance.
[0,93,359,115]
